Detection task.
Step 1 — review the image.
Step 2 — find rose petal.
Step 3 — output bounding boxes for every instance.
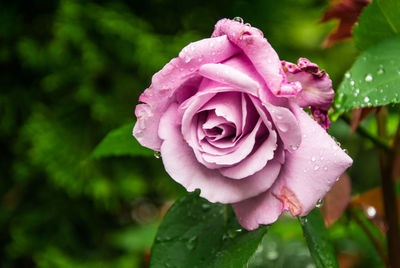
[199,92,243,137]
[133,35,240,151]
[201,119,263,166]
[199,63,260,96]
[219,121,277,179]
[159,103,281,203]
[249,96,302,152]
[263,102,302,152]
[271,105,353,216]
[283,58,334,129]
[212,19,298,99]
[233,190,283,231]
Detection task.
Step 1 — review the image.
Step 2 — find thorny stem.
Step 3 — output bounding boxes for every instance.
[376,108,400,268]
[350,207,389,267]
[392,120,400,181]
[341,114,391,152]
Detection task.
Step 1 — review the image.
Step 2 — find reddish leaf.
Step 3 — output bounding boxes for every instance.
[351,187,400,232]
[321,0,371,47]
[321,173,352,226]
[350,107,376,133]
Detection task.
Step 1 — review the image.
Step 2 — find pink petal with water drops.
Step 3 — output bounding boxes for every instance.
[133,35,240,151]
[158,103,281,203]
[271,104,353,216]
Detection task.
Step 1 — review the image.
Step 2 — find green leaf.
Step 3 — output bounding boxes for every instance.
[300,208,339,268]
[90,123,153,159]
[353,0,400,50]
[150,191,268,268]
[335,35,400,113]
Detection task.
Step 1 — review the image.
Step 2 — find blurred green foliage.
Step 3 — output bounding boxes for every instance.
[0,0,389,267]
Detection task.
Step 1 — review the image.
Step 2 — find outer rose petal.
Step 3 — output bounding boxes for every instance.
[199,63,260,96]
[233,190,283,231]
[271,104,353,216]
[212,19,300,99]
[282,58,334,129]
[133,35,240,151]
[159,103,282,203]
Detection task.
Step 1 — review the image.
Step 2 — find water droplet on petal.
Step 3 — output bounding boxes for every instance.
[311,156,316,162]
[278,124,288,132]
[154,151,161,159]
[290,145,298,151]
[323,166,328,171]
[185,57,191,63]
[233,17,244,23]
[365,74,373,82]
[316,199,323,207]
[314,165,320,171]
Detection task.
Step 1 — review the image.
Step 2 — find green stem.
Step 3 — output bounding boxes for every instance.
[350,207,389,267]
[376,109,400,268]
[341,114,391,152]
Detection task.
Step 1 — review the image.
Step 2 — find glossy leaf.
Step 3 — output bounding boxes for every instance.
[300,208,339,268]
[150,191,268,268]
[353,0,400,50]
[91,123,153,158]
[335,35,400,113]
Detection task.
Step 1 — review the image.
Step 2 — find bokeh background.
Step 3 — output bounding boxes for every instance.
[0,0,391,267]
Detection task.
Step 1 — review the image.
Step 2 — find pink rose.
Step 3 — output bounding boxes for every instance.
[133,18,352,230]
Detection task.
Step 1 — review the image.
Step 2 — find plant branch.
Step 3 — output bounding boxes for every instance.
[376,108,400,268]
[341,114,391,152]
[350,207,389,267]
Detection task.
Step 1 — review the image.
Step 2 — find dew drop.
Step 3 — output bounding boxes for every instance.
[366,206,377,218]
[345,72,351,78]
[290,145,298,151]
[365,74,373,82]
[316,199,323,208]
[233,17,244,23]
[201,203,211,211]
[311,156,316,162]
[278,124,288,132]
[377,66,385,75]
[186,236,198,250]
[323,166,328,171]
[154,151,161,159]
[266,250,279,260]
[314,165,320,171]
[350,80,355,86]
[364,96,370,103]
[185,57,191,63]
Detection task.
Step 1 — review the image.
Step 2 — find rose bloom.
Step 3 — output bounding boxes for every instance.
[133,18,352,230]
